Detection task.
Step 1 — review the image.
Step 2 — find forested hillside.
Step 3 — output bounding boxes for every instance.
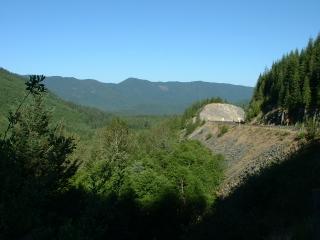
[0,68,113,138]
[248,34,320,122]
[0,74,224,239]
[0,68,165,137]
[44,76,253,115]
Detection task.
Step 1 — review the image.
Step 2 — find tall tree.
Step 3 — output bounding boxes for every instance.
[83,118,131,195]
[302,76,311,110]
[289,69,302,111]
[248,34,320,122]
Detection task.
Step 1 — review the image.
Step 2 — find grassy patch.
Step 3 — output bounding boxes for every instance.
[205,133,213,140]
[217,125,229,137]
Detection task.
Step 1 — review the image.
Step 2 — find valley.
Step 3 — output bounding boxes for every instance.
[1,2,320,237]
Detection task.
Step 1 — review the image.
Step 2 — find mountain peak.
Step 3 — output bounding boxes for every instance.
[119,78,150,85]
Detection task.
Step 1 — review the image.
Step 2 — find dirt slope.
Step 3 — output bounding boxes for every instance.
[189,122,301,196]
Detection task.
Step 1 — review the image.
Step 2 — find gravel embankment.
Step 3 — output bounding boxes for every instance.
[190,122,301,196]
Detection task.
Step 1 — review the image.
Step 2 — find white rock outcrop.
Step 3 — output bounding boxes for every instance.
[199,103,245,122]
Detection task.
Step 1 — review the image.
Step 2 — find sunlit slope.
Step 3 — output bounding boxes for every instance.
[0,68,112,138]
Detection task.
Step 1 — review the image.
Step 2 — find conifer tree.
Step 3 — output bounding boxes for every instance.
[302,76,311,110]
[248,35,320,122]
[289,69,302,110]
[0,75,78,238]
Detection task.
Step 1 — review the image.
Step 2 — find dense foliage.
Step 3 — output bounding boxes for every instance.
[248,34,320,122]
[0,75,223,239]
[0,68,167,138]
[0,68,113,138]
[0,76,78,239]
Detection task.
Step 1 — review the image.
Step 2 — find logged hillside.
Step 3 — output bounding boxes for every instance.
[186,141,320,240]
[248,34,320,122]
[181,96,319,239]
[0,68,112,138]
[182,101,301,195]
[44,76,253,115]
[189,122,301,196]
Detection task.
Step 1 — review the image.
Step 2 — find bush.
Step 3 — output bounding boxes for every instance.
[246,100,262,121]
[205,133,213,140]
[305,118,320,140]
[296,131,305,141]
[218,125,229,137]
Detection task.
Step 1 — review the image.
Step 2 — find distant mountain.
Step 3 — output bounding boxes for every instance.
[45,76,253,115]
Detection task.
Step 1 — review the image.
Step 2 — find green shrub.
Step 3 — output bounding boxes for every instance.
[305,118,320,140]
[218,125,229,137]
[205,133,213,140]
[296,130,306,140]
[246,100,262,121]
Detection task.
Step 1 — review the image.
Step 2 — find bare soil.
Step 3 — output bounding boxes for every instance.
[189,122,302,196]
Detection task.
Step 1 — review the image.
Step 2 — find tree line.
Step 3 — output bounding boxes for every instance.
[248,34,320,123]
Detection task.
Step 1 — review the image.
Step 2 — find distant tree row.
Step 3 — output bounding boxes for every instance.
[248,34,320,122]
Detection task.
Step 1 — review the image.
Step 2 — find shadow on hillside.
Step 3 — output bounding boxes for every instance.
[5,186,207,240]
[59,189,207,240]
[4,144,320,240]
[186,142,320,240]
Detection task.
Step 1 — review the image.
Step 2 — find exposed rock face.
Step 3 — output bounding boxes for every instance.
[199,103,245,122]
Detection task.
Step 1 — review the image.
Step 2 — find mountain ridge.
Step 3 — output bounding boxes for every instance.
[43,75,253,88]
[44,75,253,115]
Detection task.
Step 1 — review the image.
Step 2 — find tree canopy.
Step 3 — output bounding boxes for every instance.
[248,34,320,122]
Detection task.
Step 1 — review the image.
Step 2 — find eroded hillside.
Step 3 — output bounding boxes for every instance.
[189,122,301,196]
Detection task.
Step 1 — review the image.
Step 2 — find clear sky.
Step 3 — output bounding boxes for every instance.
[1,0,319,86]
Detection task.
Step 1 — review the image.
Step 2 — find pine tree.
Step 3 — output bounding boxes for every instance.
[289,69,302,110]
[283,85,290,109]
[302,76,311,110]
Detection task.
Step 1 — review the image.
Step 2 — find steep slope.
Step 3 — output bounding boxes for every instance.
[189,122,301,196]
[44,76,253,115]
[248,34,320,122]
[0,68,112,138]
[187,142,320,240]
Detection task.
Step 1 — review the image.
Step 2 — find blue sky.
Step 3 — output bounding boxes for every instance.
[1,0,319,86]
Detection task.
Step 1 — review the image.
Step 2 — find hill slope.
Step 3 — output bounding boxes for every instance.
[189,122,300,196]
[44,76,253,115]
[248,34,320,122]
[187,141,320,239]
[0,68,112,138]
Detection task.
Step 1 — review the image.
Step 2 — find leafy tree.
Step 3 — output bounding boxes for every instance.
[81,118,131,195]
